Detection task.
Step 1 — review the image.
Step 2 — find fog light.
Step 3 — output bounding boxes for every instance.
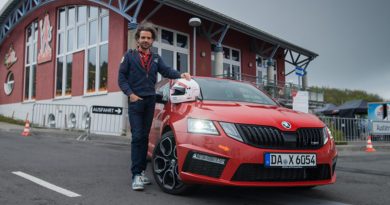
[192,153,226,165]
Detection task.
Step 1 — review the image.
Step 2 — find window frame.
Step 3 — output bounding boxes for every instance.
[24,20,38,102]
[255,54,277,85]
[56,6,77,98]
[83,6,109,96]
[152,26,190,81]
[4,71,15,95]
[55,5,109,97]
[211,44,241,80]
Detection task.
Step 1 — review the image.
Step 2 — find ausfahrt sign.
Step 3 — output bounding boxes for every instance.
[92,106,123,115]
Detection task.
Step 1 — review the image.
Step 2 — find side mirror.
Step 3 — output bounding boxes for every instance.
[156,93,168,104]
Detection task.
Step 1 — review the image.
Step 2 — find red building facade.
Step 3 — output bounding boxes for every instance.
[0,0,317,134]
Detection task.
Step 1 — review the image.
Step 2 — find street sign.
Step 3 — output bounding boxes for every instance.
[372,121,390,135]
[295,66,305,76]
[92,106,123,115]
[292,91,309,113]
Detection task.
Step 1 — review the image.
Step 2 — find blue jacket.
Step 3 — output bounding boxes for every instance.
[118,49,181,97]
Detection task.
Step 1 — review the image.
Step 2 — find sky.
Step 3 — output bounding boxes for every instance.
[190,0,390,100]
[1,0,389,100]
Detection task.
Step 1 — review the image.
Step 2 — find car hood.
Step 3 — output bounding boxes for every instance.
[181,101,324,131]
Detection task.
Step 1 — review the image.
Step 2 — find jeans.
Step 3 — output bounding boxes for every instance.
[128,95,156,178]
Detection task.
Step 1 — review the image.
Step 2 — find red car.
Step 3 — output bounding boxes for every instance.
[148,77,337,194]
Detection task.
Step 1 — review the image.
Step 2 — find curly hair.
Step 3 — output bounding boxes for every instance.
[135,22,157,40]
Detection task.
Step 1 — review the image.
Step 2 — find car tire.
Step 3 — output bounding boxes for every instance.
[152,131,192,195]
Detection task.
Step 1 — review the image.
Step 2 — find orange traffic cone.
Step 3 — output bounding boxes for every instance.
[365,136,376,152]
[21,120,31,136]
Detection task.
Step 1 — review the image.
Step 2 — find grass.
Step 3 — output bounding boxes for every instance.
[0,115,26,126]
[328,126,348,145]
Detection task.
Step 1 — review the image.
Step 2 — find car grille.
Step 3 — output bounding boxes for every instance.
[232,164,331,182]
[235,124,324,149]
[182,152,227,178]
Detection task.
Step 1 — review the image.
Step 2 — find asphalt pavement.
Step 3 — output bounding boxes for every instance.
[1,121,390,205]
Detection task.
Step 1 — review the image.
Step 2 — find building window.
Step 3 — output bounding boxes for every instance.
[56,6,109,96]
[85,6,109,94]
[256,55,266,85]
[211,45,241,80]
[152,27,189,81]
[256,54,277,85]
[24,21,38,101]
[4,71,14,95]
[56,7,74,97]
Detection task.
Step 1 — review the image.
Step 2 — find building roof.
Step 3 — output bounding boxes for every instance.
[0,0,18,25]
[166,0,318,59]
[1,0,318,60]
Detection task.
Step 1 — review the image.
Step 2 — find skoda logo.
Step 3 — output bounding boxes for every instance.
[281,121,291,129]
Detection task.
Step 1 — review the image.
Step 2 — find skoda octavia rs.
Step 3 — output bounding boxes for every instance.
[148,77,337,194]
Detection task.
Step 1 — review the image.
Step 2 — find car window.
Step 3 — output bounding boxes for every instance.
[156,79,170,101]
[194,78,276,105]
[161,83,170,101]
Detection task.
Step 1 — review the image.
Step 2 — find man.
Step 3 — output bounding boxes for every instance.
[118,23,191,191]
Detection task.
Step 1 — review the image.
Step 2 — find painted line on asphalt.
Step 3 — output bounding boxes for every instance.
[12,171,81,198]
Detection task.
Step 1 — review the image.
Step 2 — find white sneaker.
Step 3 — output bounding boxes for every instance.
[132,175,144,191]
[141,171,152,185]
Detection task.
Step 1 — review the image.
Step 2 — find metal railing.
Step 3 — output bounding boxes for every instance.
[30,103,390,143]
[32,103,90,139]
[212,72,324,107]
[32,103,89,130]
[32,103,128,139]
[87,106,128,136]
[319,116,370,142]
[319,116,390,142]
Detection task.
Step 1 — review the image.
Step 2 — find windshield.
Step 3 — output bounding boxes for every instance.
[194,78,277,105]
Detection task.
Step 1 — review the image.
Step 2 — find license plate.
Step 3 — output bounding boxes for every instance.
[264,153,316,168]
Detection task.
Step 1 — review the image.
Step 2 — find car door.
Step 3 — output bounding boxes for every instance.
[148,79,170,155]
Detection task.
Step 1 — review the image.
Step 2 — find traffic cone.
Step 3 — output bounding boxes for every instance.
[365,136,376,152]
[21,120,31,136]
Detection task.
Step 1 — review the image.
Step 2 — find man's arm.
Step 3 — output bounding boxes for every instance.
[157,55,191,80]
[117,53,133,96]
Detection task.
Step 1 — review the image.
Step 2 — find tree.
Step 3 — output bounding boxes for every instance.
[310,87,383,105]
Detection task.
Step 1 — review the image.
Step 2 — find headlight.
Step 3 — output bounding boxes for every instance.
[220,122,243,142]
[323,127,332,145]
[326,127,334,140]
[187,118,219,135]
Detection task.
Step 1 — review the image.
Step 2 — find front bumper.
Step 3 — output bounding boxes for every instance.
[175,131,337,187]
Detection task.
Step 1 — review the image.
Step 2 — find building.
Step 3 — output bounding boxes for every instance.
[0,0,320,135]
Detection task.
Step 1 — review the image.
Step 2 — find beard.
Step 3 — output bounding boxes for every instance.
[139,42,151,50]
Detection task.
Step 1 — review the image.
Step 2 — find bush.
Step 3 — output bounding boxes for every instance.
[328,126,347,144]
